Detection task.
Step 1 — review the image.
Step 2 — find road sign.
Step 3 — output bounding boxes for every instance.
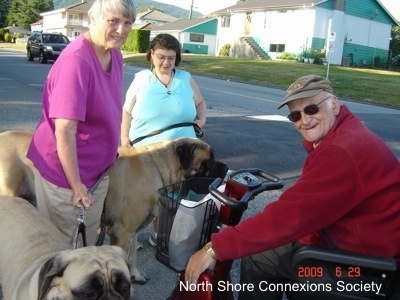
[328,41,334,52]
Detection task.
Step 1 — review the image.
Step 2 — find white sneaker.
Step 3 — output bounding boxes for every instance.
[136,241,143,250]
[148,233,157,247]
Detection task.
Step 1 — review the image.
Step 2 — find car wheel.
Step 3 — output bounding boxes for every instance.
[39,51,47,64]
[27,49,34,61]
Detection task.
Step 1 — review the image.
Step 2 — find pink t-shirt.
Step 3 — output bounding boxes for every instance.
[27,35,123,188]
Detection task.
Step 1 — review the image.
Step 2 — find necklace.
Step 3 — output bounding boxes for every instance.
[153,70,174,88]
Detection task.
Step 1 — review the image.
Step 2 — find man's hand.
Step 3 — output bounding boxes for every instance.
[185,246,216,284]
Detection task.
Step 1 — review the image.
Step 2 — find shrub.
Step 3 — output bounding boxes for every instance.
[373,56,382,68]
[122,29,150,53]
[4,33,11,43]
[310,49,325,65]
[277,52,297,60]
[219,44,231,57]
[0,28,9,41]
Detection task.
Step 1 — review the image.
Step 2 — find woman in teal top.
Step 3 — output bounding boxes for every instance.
[121,33,207,246]
[121,33,207,147]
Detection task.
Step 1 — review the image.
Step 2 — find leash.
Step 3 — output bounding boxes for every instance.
[72,203,87,249]
[71,168,110,249]
[130,122,203,145]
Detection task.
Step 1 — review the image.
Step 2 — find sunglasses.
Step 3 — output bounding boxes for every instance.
[287,96,331,122]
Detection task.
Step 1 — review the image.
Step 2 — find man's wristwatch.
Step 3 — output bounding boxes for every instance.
[205,242,217,260]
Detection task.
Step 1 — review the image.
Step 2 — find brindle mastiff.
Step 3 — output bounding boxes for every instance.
[0,130,228,284]
[0,196,133,300]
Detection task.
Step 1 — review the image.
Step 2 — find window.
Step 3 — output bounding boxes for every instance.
[190,33,204,43]
[221,15,231,28]
[269,44,285,53]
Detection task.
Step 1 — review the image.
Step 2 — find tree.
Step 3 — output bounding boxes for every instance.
[6,0,53,30]
[0,0,12,27]
[6,0,23,27]
[390,25,400,57]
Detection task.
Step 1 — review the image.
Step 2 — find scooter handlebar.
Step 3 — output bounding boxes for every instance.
[208,168,284,209]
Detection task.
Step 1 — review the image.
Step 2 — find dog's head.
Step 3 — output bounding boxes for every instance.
[38,245,133,300]
[174,138,228,179]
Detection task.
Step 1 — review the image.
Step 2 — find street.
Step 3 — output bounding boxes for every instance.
[1,49,399,182]
[0,48,399,299]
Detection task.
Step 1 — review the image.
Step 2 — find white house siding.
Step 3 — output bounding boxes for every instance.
[216,13,247,56]
[178,32,215,55]
[344,15,391,49]
[216,9,317,59]
[41,12,67,36]
[323,10,391,65]
[319,7,344,65]
[214,1,395,64]
[262,9,316,59]
[40,9,89,40]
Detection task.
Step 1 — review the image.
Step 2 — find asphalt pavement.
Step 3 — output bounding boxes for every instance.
[0,48,399,299]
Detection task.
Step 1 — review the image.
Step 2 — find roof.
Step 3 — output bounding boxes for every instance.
[212,0,325,13]
[152,17,216,31]
[65,1,93,12]
[4,26,31,35]
[137,9,177,23]
[40,1,92,16]
[211,0,398,24]
[31,19,43,26]
[132,22,158,30]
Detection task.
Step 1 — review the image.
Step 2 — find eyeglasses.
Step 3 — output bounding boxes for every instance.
[287,96,331,122]
[152,51,176,62]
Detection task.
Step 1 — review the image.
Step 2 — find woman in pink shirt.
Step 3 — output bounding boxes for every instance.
[27,0,136,246]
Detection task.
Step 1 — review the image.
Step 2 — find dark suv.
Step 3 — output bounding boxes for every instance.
[27,32,70,64]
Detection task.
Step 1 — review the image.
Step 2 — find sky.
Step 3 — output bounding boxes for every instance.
[379,0,400,21]
[155,0,400,21]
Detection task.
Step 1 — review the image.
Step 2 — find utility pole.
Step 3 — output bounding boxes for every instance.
[188,0,194,19]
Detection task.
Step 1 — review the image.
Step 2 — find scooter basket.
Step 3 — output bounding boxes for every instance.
[156,177,219,272]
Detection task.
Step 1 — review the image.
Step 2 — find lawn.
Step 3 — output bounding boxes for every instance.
[124,53,400,109]
[2,42,399,108]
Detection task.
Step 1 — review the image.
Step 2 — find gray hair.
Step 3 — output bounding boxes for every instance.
[323,92,334,109]
[88,0,136,22]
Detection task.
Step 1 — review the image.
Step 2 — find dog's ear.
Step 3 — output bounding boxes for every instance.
[208,160,229,178]
[175,141,196,170]
[37,253,69,300]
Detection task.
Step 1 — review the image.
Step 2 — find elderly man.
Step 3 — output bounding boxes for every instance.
[185,75,400,299]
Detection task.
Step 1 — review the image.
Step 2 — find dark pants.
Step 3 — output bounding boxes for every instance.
[239,242,303,300]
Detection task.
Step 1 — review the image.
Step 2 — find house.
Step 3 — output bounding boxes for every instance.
[30,19,44,32]
[151,17,218,55]
[4,25,31,37]
[35,2,177,41]
[132,9,178,31]
[136,9,177,27]
[211,0,399,66]
[38,2,92,39]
